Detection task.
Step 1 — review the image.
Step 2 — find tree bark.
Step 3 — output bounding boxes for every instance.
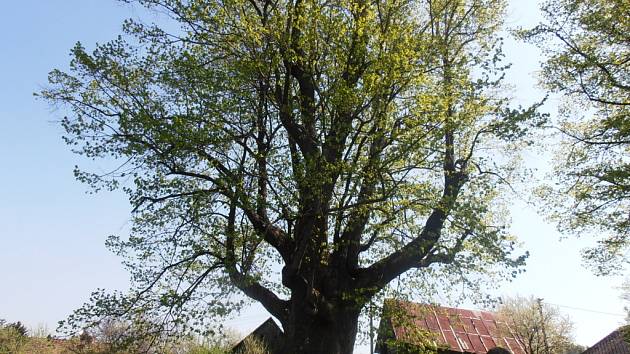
[279,306,360,354]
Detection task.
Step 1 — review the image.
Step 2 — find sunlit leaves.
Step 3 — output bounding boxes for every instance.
[521,0,630,274]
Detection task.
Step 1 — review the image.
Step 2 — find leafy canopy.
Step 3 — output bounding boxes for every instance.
[40,0,540,345]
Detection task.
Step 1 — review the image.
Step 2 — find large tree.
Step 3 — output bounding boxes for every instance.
[41,0,539,352]
[521,0,630,274]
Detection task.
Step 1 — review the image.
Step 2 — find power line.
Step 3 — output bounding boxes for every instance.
[543,301,626,317]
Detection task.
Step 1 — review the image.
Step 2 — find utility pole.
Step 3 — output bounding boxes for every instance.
[537,298,550,354]
[369,301,374,354]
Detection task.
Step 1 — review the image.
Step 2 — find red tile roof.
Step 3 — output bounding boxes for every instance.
[583,326,630,354]
[376,299,527,354]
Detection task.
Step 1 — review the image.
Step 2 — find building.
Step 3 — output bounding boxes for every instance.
[231,318,283,354]
[582,326,630,354]
[375,299,526,354]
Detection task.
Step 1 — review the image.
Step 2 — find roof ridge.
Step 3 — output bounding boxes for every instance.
[384,298,496,316]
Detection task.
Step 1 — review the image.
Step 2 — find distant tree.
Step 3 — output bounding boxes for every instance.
[618,278,630,324]
[496,296,578,354]
[41,0,542,352]
[66,315,237,354]
[0,320,28,354]
[520,0,630,274]
[6,322,27,337]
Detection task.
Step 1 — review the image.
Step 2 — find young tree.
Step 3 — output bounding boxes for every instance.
[496,296,578,354]
[521,0,630,274]
[41,0,540,352]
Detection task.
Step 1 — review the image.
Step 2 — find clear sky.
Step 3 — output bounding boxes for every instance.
[0,1,626,353]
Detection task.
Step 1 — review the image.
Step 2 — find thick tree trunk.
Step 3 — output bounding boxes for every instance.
[278,307,360,354]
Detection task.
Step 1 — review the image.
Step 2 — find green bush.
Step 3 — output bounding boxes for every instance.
[236,337,269,354]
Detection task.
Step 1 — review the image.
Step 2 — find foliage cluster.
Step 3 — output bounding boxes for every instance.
[522,0,630,274]
[0,319,28,354]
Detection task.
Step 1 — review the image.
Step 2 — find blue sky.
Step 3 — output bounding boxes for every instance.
[0,0,626,352]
